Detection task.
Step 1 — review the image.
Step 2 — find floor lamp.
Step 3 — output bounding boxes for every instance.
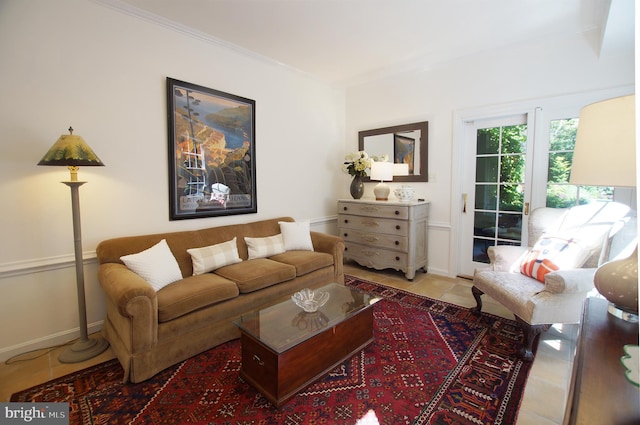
[570,94,638,322]
[38,127,110,362]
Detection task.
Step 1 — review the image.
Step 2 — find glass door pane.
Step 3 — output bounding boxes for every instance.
[546,118,613,207]
[473,124,527,263]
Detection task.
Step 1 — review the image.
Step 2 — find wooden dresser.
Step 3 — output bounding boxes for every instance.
[337,198,429,280]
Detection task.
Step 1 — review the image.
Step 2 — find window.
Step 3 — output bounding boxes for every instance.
[546,118,613,207]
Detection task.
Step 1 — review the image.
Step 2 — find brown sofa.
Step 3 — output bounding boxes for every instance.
[96,217,345,383]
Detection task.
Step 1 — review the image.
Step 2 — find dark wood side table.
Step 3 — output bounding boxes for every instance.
[565,297,639,425]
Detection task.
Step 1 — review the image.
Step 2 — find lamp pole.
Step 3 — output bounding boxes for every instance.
[58,180,109,363]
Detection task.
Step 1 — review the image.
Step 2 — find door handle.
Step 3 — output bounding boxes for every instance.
[462,193,467,213]
[524,202,529,215]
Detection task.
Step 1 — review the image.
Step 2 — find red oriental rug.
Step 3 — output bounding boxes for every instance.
[11,276,536,425]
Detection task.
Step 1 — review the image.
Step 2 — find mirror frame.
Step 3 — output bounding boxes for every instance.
[358,121,428,182]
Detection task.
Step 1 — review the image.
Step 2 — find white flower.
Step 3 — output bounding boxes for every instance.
[343,151,373,177]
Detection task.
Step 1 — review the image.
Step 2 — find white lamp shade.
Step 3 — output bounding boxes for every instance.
[570,94,636,187]
[393,163,410,176]
[370,161,394,182]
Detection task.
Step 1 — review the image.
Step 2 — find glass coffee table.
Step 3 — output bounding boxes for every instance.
[233,283,377,407]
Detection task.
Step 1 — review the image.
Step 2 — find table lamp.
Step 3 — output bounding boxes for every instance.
[570,94,638,321]
[370,161,394,201]
[38,127,110,362]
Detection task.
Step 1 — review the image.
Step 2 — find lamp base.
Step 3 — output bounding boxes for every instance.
[593,246,638,322]
[374,182,390,201]
[59,336,109,363]
[606,303,639,323]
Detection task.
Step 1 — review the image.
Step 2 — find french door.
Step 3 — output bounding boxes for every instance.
[455,88,634,278]
[458,113,535,277]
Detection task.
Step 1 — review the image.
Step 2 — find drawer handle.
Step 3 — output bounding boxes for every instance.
[344,219,349,223]
[343,206,348,211]
[395,241,399,245]
[395,256,400,261]
[343,233,348,237]
[253,354,264,366]
[395,210,400,215]
[396,225,401,230]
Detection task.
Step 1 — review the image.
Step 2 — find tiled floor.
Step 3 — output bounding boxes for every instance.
[0,262,577,424]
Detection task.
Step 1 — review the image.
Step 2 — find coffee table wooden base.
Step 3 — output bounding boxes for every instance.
[239,307,373,408]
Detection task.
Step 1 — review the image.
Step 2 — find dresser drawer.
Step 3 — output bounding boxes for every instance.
[339,227,408,251]
[344,242,408,268]
[337,214,408,236]
[338,201,409,220]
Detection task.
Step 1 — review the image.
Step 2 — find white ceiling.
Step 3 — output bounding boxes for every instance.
[102,0,634,86]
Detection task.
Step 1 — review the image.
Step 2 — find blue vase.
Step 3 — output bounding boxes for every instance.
[350,175,364,199]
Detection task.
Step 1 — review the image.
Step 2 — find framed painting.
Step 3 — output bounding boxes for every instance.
[394,134,415,174]
[167,78,256,220]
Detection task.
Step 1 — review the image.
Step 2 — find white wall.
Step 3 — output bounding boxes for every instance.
[0,0,634,361]
[346,31,635,277]
[0,0,346,360]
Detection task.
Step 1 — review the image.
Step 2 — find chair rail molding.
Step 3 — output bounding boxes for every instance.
[0,252,97,279]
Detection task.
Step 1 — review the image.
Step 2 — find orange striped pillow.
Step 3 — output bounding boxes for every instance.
[520,236,589,282]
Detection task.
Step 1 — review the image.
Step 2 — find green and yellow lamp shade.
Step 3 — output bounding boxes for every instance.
[37,127,104,181]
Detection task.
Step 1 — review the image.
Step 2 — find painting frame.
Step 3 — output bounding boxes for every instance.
[167,78,256,220]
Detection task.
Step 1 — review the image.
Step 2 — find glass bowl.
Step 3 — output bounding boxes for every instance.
[291,288,330,313]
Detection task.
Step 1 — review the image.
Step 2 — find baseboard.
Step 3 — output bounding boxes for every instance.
[0,321,105,363]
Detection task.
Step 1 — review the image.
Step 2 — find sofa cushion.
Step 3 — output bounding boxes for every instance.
[157,274,240,322]
[245,234,286,259]
[269,251,333,276]
[120,239,183,291]
[215,258,296,293]
[186,237,242,275]
[279,220,314,251]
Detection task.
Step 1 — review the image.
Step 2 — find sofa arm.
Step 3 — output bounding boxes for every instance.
[311,231,345,283]
[544,268,597,294]
[98,263,158,352]
[487,245,529,272]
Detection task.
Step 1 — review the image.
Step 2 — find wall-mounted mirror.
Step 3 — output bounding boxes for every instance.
[358,121,428,182]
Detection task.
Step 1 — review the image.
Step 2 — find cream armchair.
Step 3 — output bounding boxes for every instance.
[472,201,633,361]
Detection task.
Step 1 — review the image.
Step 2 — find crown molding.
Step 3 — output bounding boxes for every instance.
[91,0,324,83]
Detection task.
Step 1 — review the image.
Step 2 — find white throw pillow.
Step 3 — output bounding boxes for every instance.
[120,239,183,291]
[279,220,314,251]
[244,234,285,259]
[187,237,242,275]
